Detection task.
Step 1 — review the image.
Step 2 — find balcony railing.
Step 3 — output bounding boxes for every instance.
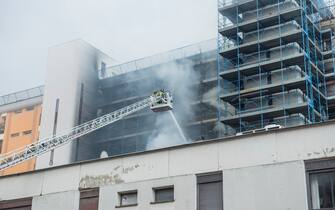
[100,39,217,79]
[0,86,44,106]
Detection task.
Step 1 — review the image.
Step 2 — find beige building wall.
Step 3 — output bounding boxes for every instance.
[0,105,42,176]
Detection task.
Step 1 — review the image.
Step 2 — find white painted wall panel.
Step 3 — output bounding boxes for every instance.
[37,40,112,169]
[0,122,335,210]
[0,172,44,200]
[223,161,308,210]
[41,165,81,195]
[218,134,277,170]
[99,175,196,210]
[169,143,220,176]
[32,191,79,210]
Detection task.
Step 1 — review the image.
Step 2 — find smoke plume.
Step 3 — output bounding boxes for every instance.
[145,61,198,150]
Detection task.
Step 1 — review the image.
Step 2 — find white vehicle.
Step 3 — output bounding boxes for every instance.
[264,124,283,130]
[236,124,283,136]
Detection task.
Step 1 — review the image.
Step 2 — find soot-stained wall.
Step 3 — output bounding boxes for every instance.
[76,50,221,160]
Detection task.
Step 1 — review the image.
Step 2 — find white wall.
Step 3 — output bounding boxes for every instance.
[99,175,196,210]
[1,122,335,209]
[36,40,113,169]
[223,161,308,210]
[32,191,79,210]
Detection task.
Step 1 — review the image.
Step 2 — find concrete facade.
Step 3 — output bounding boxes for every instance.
[223,161,308,210]
[36,40,113,169]
[32,191,79,210]
[99,175,195,210]
[1,121,335,209]
[0,105,42,176]
[0,86,43,176]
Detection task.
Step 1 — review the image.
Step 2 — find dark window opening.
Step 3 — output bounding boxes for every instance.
[197,172,223,210]
[268,95,273,106]
[306,158,335,210]
[267,72,272,84]
[79,188,99,210]
[266,51,271,59]
[11,133,20,138]
[152,186,174,203]
[310,172,335,209]
[0,116,6,134]
[0,197,32,210]
[100,62,106,78]
[118,190,138,207]
[22,130,32,135]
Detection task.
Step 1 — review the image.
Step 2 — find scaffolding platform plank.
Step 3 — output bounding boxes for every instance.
[220,78,306,101]
[220,53,305,80]
[220,53,325,82]
[220,102,310,126]
[220,30,302,58]
[219,8,301,38]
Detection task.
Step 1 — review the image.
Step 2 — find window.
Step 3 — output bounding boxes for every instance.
[79,188,99,210]
[197,172,223,210]
[23,130,32,135]
[11,133,19,138]
[25,106,34,111]
[266,51,271,59]
[117,191,138,207]
[0,197,32,210]
[306,158,335,210]
[310,172,335,209]
[152,186,174,204]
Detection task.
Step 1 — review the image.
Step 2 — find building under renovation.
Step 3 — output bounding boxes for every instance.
[15,0,335,168]
[1,0,335,209]
[75,0,335,162]
[83,0,335,161]
[218,0,335,134]
[89,40,219,160]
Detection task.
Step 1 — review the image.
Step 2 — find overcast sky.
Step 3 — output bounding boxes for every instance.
[0,0,217,95]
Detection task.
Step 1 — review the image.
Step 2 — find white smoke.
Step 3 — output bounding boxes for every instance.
[146,112,189,150]
[145,61,197,150]
[203,86,218,107]
[202,84,236,136]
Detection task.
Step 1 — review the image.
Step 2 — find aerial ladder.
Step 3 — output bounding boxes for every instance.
[0,90,173,171]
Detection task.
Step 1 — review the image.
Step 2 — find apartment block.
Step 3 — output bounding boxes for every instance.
[0,86,43,175]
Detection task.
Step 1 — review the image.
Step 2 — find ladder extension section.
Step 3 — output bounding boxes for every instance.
[0,97,153,171]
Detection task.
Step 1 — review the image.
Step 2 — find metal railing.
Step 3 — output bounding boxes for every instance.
[99,39,217,79]
[0,86,44,106]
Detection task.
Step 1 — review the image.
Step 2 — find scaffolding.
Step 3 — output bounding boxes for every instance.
[218,0,334,134]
